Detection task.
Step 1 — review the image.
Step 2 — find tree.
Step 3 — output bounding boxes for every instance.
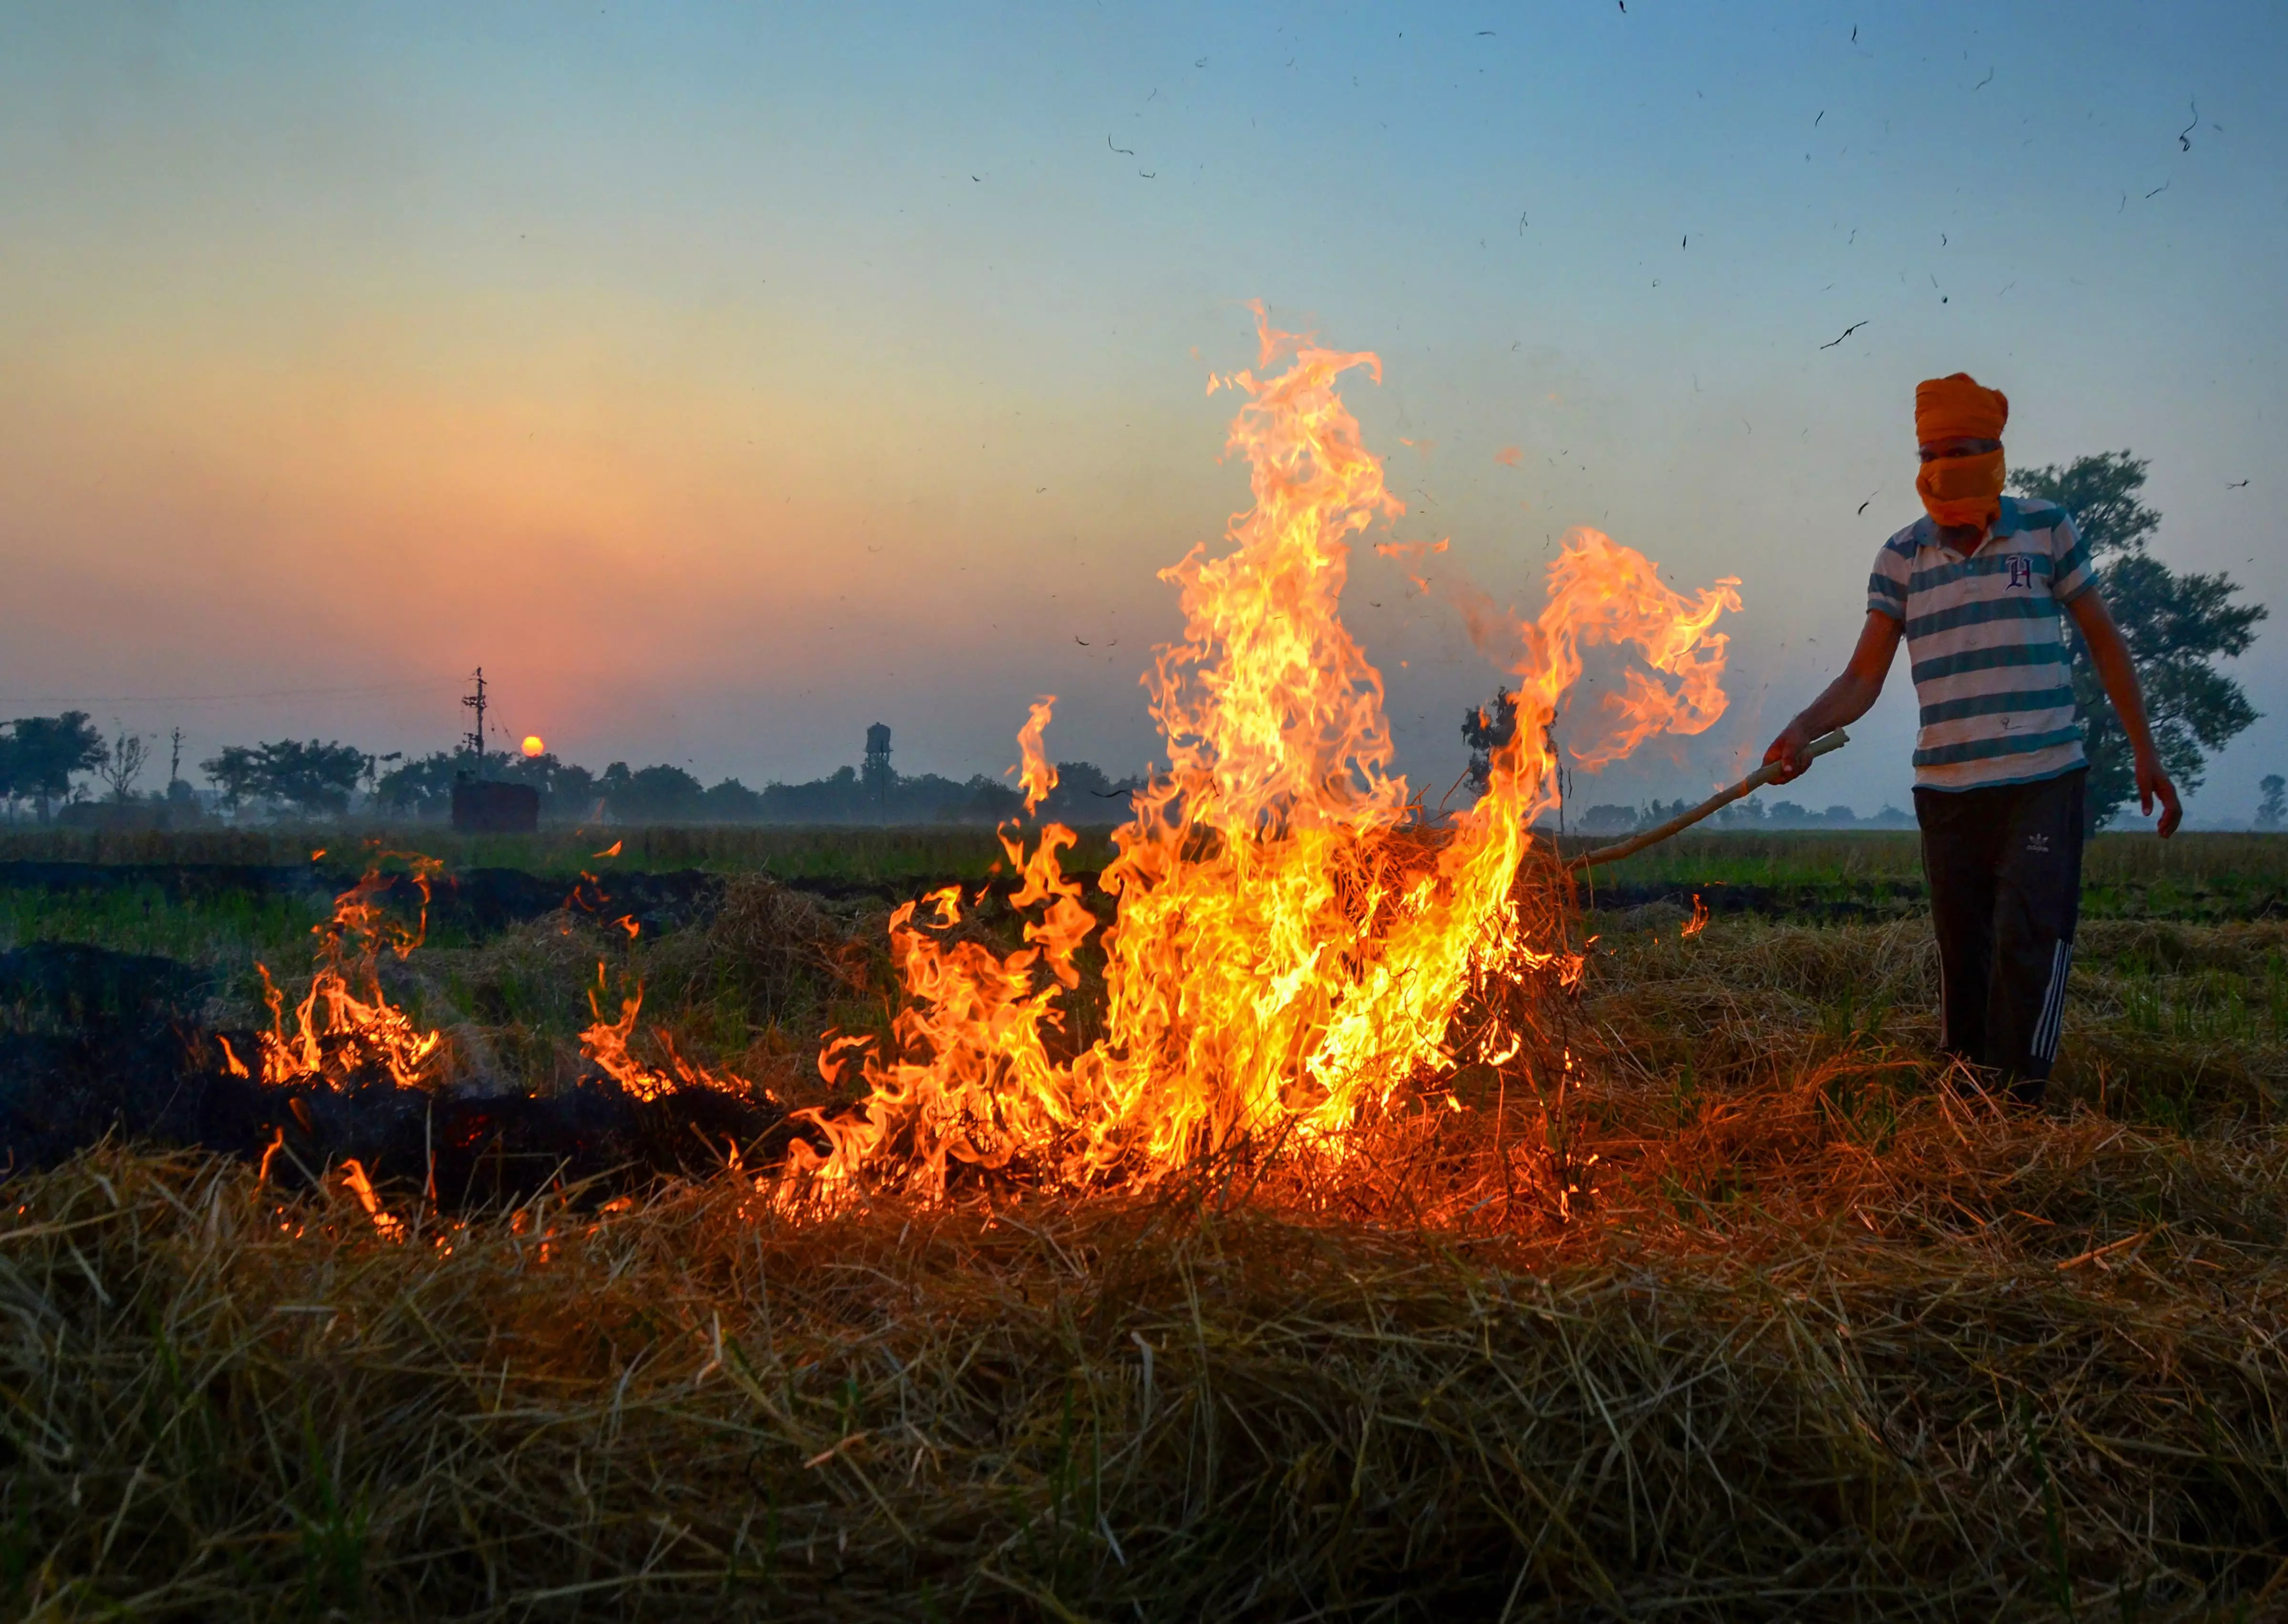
[1461,687,1518,799]
[2259,775,2286,832]
[601,762,707,822]
[97,723,151,802]
[2010,453,2265,832]
[6,712,108,822]
[201,739,367,816]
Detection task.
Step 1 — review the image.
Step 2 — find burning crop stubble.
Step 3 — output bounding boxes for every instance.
[6,316,2288,1614]
[6,914,2288,1618]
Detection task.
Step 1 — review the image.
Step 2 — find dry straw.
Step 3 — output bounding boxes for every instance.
[6,912,2288,1618]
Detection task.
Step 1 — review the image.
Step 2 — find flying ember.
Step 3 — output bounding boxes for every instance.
[779,313,1743,1205]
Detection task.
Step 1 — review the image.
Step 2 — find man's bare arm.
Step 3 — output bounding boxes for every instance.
[1763,610,1902,782]
[2065,588,2182,837]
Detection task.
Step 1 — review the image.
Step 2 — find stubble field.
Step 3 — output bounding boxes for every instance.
[3,828,2285,1620]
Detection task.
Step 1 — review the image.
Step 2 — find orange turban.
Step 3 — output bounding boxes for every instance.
[1914,373,2008,445]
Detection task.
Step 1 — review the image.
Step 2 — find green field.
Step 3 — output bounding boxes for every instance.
[6,829,2288,1616]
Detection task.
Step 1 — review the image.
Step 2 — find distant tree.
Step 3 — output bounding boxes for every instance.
[1579,803,1636,834]
[201,745,264,811]
[700,778,766,821]
[375,751,465,817]
[1037,760,1144,823]
[201,739,366,817]
[2011,453,2265,832]
[1461,687,1519,799]
[2259,774,2287,832]
[7,712,108,822]
[953,775,1026,824]
[97,723,151,802]
[498,751,598,816]
[602,763,707,822]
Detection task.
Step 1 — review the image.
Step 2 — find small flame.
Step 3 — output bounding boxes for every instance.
[593,840,623,858]
[1682,893,1709,939]
[579,962,745,1103]
[254,854,447,1091]
[339,1158,407,1241]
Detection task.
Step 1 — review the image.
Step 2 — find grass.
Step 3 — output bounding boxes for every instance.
[1579,831,2288,921]
[0,823,1125,883]
[9,846,2288,1615]
[0,881,332,969]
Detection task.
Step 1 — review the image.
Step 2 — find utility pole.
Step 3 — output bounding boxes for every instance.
[461,667,489,777]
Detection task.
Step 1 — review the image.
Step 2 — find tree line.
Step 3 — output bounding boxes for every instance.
[0,719,1145,828]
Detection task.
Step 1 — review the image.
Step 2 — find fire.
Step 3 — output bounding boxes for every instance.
[521,735,545,757]
[254,856,447,1090]
[580,961,746,1103]
[781,313,1743,1204]
[1683,893,1710,939]
[339,1158,408,1241]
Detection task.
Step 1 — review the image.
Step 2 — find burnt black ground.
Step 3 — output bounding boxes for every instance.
[0,861,728,940]
[0,940,787,1204]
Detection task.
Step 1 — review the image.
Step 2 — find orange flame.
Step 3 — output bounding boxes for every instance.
[1683,893,1709,939]
[780,315,1742,1204]
[579,961,746,1103]
[254,855,447,1090]
[339,1158,407,1241]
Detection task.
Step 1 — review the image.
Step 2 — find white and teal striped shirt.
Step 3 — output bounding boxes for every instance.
[1867,496,2095,792]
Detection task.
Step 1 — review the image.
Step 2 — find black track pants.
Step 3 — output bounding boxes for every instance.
[1913,768,2086,1096]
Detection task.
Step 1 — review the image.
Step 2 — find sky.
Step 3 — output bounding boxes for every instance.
[3,0,2284,822]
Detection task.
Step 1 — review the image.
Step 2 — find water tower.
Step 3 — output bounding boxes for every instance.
[862,723,893,814]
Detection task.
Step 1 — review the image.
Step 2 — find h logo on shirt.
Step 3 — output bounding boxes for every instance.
[2006,555,2034,591]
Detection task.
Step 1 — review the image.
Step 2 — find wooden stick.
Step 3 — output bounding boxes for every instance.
[1567,729,1851,871]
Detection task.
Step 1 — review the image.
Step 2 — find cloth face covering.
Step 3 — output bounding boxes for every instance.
[1917,448,2007,535]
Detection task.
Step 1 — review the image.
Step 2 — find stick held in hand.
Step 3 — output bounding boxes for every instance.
[1568,730,1850,871]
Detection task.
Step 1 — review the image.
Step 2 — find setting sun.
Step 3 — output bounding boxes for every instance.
[521,735,544,757]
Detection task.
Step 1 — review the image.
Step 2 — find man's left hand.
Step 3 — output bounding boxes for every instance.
[2137,754,2182,839]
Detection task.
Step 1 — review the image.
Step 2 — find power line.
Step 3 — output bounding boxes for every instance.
[0,679,461,706]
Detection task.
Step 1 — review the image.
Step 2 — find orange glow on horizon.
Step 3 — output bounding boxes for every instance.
[521,735,544,757]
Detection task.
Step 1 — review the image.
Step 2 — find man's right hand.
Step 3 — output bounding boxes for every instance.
[1763,721,1812,782]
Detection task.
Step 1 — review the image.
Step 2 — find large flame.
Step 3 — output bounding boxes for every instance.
[774,313,1741,1202]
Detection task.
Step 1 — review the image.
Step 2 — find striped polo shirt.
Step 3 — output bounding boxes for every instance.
[1867,495,2094,792]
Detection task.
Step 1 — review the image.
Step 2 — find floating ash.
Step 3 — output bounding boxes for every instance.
[783,314,1743,1204]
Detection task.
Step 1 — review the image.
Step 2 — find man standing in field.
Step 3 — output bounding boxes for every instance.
[1763,374,2181,1102]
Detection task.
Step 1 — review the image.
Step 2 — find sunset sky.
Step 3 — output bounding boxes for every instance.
[3,1,2282,820]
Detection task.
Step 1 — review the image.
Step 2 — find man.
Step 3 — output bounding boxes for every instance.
[1764,373,2180,1102]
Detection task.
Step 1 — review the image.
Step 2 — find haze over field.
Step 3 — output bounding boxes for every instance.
[3,1,2282,818]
